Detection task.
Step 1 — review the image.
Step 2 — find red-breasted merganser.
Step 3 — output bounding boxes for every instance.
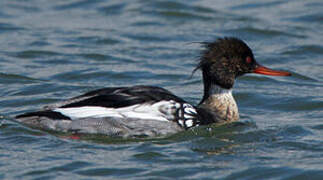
[15,37,291,137]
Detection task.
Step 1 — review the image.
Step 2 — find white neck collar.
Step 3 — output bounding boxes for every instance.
[208,84,232,96]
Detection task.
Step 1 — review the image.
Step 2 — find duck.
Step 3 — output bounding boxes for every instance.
[15,37,291,137]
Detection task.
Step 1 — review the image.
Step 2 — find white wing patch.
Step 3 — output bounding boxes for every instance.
[54,106,124,119]
[54,100,188,122]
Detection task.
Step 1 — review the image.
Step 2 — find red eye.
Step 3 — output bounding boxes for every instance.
[246,57,252,64]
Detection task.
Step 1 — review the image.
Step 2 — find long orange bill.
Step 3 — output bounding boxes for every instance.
[253,65,291,76]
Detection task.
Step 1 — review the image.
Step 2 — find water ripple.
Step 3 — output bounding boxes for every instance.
[14,50,61,59]
[231,1,284,10]
[99,3,127,16]
[54,0,102,10]
[227,27,306,38]
[0,73,40,84]
[281,45,323,56]
[0,23,24,32]
[76,167,145,177]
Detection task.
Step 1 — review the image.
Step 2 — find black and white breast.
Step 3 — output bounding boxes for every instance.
[15,86,208,137]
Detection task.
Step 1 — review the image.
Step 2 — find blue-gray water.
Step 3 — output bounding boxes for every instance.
[0,0,322,179]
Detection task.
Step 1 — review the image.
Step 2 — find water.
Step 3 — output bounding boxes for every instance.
[0,0,322,179]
